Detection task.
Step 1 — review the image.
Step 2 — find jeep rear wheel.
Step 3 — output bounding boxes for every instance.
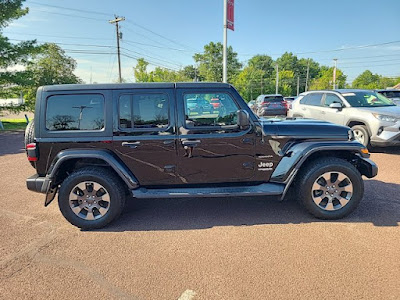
[58,167,126,229]
[297,157,363,219]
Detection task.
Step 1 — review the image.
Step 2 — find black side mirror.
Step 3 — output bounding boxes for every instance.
[237,110,250,128]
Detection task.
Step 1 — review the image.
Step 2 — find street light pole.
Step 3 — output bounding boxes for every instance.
[333,58,338,89]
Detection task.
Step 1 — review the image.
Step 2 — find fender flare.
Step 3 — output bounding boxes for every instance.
[270,141,375,200]
[48,149,139,190]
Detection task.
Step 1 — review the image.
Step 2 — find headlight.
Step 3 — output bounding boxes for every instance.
[372,113,398,123]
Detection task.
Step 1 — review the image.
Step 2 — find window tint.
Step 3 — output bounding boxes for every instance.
[46,94,104,131]
[324,94,342,107]
[119,93,169,129]
[264,96,284,102]
[302,93,322,106]
[184,93,239,127]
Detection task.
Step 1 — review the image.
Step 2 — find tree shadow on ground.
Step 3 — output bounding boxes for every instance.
[0,132,25,156]
[99,180,400,232]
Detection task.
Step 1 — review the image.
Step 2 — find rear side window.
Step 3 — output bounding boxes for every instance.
[300,93,323,106]
[119,93,169,129]
[46,94,104,131]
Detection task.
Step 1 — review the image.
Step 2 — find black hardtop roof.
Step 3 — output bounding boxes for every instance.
[41,82,232,92]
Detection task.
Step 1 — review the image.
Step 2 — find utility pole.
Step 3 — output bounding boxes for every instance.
[109,16,125,83]
[297,76,300,96]
[305,59,310,92]
[275,64,279,94]
[333,58,338,89]
[222,0,228,83]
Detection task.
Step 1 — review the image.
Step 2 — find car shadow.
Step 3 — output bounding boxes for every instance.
[370,147,400,154]
[98,179,400,232]
[0,132,25,156]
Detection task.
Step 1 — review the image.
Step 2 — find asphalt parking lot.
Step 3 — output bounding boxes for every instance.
[1,132,399,300]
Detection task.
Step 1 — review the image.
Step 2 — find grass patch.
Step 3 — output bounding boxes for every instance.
[0,118,28,131]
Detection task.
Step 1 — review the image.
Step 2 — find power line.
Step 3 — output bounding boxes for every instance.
[28,1,111,16]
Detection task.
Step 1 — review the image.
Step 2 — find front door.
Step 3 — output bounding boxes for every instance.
[112,89,179,186]
[320,93,346,125]
[175,89,256,185]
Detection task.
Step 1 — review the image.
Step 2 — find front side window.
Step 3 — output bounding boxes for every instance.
[184,93,239,127]
[46,94,104,131]
[324,94,342,107]
[119,93,169,129]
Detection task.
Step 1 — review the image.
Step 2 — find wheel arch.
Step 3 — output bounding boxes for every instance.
[347,120,372,136]
[48,149,139,190]
[271,141,376,200]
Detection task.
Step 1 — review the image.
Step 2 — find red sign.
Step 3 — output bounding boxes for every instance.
[227,0,234,31]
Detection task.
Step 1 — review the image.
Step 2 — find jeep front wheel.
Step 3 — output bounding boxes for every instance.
[58,167,126,229]
[297,158,363,219]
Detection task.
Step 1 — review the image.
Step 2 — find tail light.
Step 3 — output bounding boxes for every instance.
[282,100,288,108]
[26,143,38,162]
[262,101,270,107]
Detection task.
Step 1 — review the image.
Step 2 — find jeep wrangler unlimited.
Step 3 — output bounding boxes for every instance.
[25,83,377,229]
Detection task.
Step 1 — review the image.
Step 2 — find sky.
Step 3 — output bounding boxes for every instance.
[4,0,400,85]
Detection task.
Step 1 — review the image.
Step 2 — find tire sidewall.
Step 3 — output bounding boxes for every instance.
[300,160,364,219]
[58,169,124,229]
[352,125,370,147]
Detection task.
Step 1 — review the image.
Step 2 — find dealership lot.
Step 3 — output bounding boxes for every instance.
[0,132,399,300]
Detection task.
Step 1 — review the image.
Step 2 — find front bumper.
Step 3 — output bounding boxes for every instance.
[370,121,400,147]
[358,157,378,178]
[27,174,51,194]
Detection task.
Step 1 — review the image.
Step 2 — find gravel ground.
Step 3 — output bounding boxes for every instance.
[0,132,399,300]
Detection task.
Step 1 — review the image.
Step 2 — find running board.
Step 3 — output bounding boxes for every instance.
[132,183,284,199]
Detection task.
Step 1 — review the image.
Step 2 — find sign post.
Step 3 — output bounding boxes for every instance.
[223,0,234,83]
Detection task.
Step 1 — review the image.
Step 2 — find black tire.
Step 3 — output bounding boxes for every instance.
[351,125,370,148]
[58,167,126,229]
[24,120,35,168]
[296,157,364,220]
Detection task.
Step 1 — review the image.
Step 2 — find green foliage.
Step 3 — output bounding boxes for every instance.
[309,67,347,90]
[0,118,27,131]
[193,42,241,82]
[352,70,400,89]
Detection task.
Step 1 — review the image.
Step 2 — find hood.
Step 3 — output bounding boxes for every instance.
[351,105,400,116]
[261,118,350,140]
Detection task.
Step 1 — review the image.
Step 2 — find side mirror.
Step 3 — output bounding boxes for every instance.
[237,109,250,128]
[329,102,343,109]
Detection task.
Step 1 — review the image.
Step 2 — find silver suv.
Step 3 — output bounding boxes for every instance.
[288,89,400,147]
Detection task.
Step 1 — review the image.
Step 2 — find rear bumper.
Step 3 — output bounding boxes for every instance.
[27,174,51,194]
[259,108,287,116]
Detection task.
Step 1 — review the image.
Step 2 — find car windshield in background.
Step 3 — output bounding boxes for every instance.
[341,91,395,107]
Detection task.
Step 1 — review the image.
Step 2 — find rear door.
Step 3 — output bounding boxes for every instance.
[112,88,179,186]
[175,88,256,184]
[298,93,324,118]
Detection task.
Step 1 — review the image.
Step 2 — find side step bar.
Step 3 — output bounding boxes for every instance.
[132,183,284,199]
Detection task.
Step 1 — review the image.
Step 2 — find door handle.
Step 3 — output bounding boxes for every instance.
[181,139,201,147]
[122,141,141,148]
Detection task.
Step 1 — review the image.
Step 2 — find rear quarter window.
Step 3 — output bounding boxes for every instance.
[46,94,105,131]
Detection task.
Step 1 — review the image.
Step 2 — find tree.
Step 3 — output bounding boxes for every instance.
[133,58,151,82]
[0,0,40,98]
[193,42,242,82]
[352,70,381,89]
[23,43,82,109]
[232,65,266,101]
[309,67,347,90]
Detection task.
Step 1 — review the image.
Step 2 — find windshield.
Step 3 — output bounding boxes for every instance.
[341,91,395,107]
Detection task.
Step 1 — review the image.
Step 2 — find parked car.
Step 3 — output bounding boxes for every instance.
[210,97,222,109]
[186,97,213,115]
[247,100,256,111]
[255,94,287,116]
[284,96,296,108]
[288,89,400,147]
[375,89,400,106]
[25,83,377,229]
